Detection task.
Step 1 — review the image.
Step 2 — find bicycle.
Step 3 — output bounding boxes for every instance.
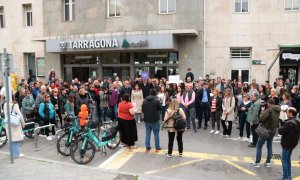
[56,114,81,156]
[23,117,39,139]
[0,114,8,148]
[70,120,120,164]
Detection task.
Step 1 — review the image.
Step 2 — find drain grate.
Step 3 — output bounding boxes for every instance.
[272,153,281,160]
[114,174,138,180]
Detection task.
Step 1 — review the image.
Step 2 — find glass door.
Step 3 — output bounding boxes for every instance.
[231,69,250,83]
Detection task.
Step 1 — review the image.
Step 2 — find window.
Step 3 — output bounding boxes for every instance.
[159,0,176,14]
[25,53,37,81]
[108,0,121,17]
[23,4,32,26]
[285,0,300,11]
[64,0,75,21]
[230,48,252,59]
[235,0,249,13]
[0,7,4,28]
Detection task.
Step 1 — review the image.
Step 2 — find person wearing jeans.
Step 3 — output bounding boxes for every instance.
[247,92,261,147]
[278,107,300,180]
[251,98,280,167]
[181,83,196,132]
[142,89,162,153]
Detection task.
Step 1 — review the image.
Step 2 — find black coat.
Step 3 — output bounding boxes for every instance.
[278,118,300,150]
[142,83,153,98]
[142,95,162,123]
[119,87,132,100]
[197,88,211,105]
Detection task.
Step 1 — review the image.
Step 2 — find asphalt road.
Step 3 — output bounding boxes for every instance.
[1,121,300,180]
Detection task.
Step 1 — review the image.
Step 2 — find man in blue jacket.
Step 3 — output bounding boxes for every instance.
[197,82,210,130]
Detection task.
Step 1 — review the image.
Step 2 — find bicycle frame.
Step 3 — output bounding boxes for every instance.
[0,118,5,132]
[80,128,115,150]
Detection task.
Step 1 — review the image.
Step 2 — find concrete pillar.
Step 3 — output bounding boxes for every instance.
[130,53,134,79]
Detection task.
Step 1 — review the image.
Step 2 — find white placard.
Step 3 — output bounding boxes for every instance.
[282,53,292,60]
[168,75,180,84]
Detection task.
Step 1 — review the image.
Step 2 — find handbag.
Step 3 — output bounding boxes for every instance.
[255,110,271,140]
[6,104,21,127]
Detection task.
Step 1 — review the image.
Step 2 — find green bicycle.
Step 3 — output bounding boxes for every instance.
[70,120,120,164]
[0,114,8,148]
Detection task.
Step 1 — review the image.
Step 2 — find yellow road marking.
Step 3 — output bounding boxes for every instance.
[224,160,256,176]
[294,176,300,180]
[130,148,300,167]
[144,159,204,175]
[105,148,136,170]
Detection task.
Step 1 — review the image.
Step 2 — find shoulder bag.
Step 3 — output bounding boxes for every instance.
[255,109,271,140]
[6,104,21,127]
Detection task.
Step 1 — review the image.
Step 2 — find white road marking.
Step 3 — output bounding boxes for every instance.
[97,147,126,169]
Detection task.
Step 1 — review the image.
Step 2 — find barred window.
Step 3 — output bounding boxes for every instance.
[230,48,252,59]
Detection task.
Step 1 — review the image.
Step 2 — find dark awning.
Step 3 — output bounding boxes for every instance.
[278,44,300,49]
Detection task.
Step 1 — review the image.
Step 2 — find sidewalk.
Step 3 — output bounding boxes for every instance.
[0,153,171,180]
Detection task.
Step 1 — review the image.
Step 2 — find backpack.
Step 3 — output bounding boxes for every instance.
[173,110,186,131]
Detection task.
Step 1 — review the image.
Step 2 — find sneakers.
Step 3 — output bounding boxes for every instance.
[18,153,24,158]
[225,135,230,138]
[238,137,242,140]
[166,153,172,158]
[250,162,260,168]
[145,148,151,153]
[138,120,141,124]
[46,136,53,141]
[264,162,271,168]
[210,130,215,134]
[242,137,250,142]
[51,135,56,140]
[214,131,220,135]
[155,147,162,153]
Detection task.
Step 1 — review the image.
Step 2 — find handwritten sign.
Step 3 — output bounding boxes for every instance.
[169,75,180,84]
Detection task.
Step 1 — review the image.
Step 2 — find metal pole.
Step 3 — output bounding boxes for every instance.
[3,48,14,164]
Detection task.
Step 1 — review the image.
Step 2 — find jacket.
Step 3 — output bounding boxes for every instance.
[210,96,222,111]
[75,94,91,113]
[141,83,153,98]
[58,94,67,114]
[238,101,251,120]
[100,91,109,107]
[181,90,196,109]
[246,100,261,124]
[259,105,280,135]
[278,118,300,150]
[198,88,211,105]
[221,96,236,121]
[78,104,89,127]
[142,95,162,123]
[38,101,55,119]
[64,101,74,114]
[4,102,25,142]
[21,95,36,115]
[164,108,186,132]
[109,90,118,106]
[36,93,45,109]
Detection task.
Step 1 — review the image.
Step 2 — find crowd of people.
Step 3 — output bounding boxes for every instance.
[1,68,300,180]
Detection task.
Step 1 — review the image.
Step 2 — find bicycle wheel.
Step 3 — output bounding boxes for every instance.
[106,131,121,150]
[70,138,96,164]
[24,131,34,139]
[0,128,8,148]
[57,133,76,156]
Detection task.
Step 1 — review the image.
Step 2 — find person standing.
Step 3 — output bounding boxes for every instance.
[31,82,41,100]
[185,68,194,82]
[131,83,143,123]
[197,82,210,130]
[210,89,222,135]
[38,94,56,141]
[181,83,196,132]
[108,84,118,122]
[4,97,25,158]
[221,88,236,137]
[278,107,300,180]
[120,80,132,100]
[164,99,186,158]
[118,93,138,149]
[247,93,261,148]
[238,94,251,141]
[142,89,162,153]
[157,86,169,122]
[251,98,280,168]
[279,92,292,126]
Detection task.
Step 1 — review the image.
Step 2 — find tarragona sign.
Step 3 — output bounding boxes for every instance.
[59,39,149,50]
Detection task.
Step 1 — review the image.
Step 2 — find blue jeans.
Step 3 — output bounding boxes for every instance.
[281,148,292,180]
[100,107,109,125]
[109,104,118,121]
[184,107,196,130]
[145,121,160,149]
[12,141,21,158]
[255,135,274,163]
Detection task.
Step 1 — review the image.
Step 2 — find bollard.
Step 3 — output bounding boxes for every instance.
[34,124,55,151]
